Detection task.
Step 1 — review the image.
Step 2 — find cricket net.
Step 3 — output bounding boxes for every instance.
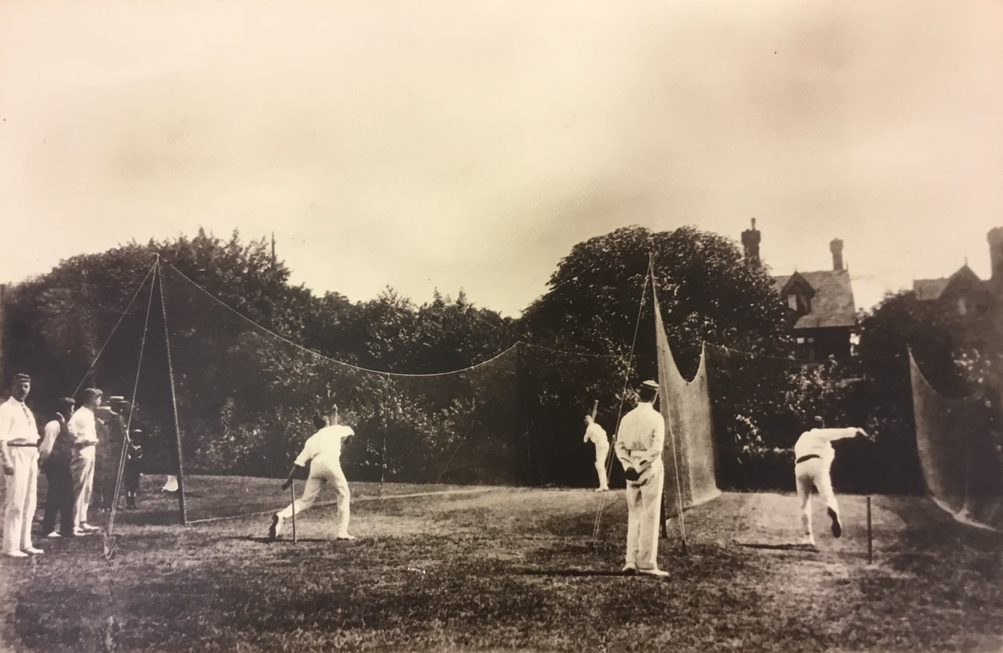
[910,350,1003,531]
[653,286,720,518]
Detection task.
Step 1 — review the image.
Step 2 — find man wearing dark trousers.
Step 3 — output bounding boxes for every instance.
[39,398,77,538]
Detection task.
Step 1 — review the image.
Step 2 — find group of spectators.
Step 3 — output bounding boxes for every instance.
[1,373,144,558]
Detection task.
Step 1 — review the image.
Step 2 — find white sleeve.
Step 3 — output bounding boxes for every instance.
[820,428,858,442]
[67,412,83,442]
[0,406,13,442]
[294,437,315,467]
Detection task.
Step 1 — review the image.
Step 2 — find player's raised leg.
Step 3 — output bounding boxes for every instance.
[816,464,842,538]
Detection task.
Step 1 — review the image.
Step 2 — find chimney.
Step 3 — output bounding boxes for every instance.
[741,218,761,264]
[830,238,844,271]
[988,227,1003,281]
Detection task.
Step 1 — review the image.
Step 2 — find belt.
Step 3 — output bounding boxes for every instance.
[795,454,821,464]
[6,442,38,448]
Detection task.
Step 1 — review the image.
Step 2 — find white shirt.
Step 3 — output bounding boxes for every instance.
[584,422,608,449]
[0,396,38,444]
[794,427,858,464]
[294,424,354,466]
[67,406,99,446]
[614,402,665,468]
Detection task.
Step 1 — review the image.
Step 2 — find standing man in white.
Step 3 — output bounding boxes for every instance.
[0,373,43,558]
[583,414,609,492]
[67,388,103,534]
[794,416,868,546]
[270,415,355,541]
[614,380,668,578]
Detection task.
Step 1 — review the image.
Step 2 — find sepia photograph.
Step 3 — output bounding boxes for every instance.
[1,1,1001,651]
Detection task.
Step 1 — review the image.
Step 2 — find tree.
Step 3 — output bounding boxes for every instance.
[521,225,795,488]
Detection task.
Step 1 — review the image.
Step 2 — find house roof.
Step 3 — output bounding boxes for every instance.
[914,265,982,301]
[913,278,951,301]
[772,269,857,329]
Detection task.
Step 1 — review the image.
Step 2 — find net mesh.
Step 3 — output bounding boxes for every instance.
[654,293,720,517]
[910,350,1003,531]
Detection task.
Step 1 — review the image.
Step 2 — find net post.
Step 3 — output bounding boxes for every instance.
[109,265,159,537]
[516,342,535,485]
[291,482,297,543]
[158,259,187,525]
[867,495,872,565]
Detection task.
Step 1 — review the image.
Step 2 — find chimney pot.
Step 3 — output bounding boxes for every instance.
[830,238,844,271]
[742,219,761,264]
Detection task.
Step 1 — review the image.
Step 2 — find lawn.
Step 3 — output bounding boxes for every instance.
[1,476,1002,652]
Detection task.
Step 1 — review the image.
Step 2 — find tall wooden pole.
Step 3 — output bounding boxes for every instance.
[158,260,187,525]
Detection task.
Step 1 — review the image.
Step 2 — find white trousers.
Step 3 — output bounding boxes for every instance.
[795,457,838,537]
[625,460,664,570]
[593,444,609,490]
[277,457,350,537]
[71,447,96,527]
[3,447,38,554]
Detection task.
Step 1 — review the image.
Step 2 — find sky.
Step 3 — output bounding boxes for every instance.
[1,0,1001,317]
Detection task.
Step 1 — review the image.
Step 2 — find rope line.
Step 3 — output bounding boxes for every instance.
[72,261,158,397]
[107,262,158,537]
[162,263,520,378]
[591,258,651,546]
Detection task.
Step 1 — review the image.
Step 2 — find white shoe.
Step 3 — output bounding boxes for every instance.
[801,535,816,547]
[638,567,669,578]
[335,533,356,541]
[595,487,609,492]
[79,523,100,533]
[4,550,28,558]
[23,547,44,556]
[45,531,61,539]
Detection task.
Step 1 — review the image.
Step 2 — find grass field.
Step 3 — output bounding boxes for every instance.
[1,476,1002,653]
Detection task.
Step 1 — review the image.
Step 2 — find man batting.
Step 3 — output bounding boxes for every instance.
[615,380,668,578]
[269,414,355,541]
[794,416,868,546]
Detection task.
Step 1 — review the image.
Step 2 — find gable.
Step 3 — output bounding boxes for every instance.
[773,269,856,329]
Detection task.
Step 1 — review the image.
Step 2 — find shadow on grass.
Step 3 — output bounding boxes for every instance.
[736,542,819,552]
[236,536,334,544]
[518,568,628,577]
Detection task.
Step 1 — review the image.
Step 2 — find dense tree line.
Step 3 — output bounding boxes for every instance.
[3,225,993,493]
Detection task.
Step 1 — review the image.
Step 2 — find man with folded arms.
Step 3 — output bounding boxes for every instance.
[1,373,44,558]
